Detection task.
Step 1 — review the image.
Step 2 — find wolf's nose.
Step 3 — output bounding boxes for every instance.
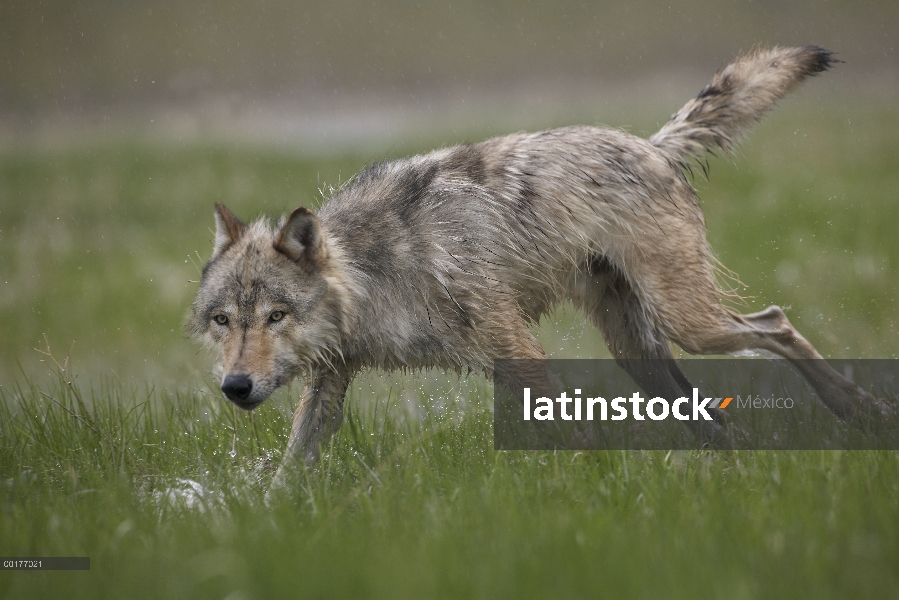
[222,374,253,402]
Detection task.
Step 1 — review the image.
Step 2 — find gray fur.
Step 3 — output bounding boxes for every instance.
[650,46,837,167]
[187,47,891,488]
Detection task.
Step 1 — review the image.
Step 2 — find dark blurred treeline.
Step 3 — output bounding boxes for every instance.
[1,0,897,115]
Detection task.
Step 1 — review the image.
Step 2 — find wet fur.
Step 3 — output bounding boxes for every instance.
[188,46,889,487]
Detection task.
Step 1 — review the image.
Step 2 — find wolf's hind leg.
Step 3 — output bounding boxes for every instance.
[670,304,891,421]
[583,271,728,445]
[610,225,890,422]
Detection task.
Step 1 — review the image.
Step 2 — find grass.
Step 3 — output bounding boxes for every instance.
[2,355,898,598]
[2,98,899,597]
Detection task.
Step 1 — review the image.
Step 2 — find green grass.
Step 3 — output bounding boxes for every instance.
[2,99,899,597]
[2,360,898,598]
[0,143,376,385]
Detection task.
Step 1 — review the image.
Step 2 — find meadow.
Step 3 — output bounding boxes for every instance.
[1,97,899,598]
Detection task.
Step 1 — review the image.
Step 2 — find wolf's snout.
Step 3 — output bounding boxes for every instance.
[222,373,253,404]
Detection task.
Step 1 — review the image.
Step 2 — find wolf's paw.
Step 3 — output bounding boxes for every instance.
[708,406,731,428]
[849,388,899,425]
[867,395,898,420]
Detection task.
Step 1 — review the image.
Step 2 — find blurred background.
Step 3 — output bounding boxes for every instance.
[1,0,898,389]
[3,0,898,148]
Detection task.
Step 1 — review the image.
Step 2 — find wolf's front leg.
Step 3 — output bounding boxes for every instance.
[269,368,353,494]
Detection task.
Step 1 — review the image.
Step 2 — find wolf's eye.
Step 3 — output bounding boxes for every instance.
[269,310,284,322]
[214,314,229,325]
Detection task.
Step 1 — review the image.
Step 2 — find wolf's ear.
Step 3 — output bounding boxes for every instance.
[274,207,326,268]
[213,203,247,256]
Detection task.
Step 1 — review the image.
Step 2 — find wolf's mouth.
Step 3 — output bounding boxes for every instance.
[228,398,265,411]
[221,373,270,410]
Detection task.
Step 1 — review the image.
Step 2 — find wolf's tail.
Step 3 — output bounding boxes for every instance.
[649,46,836,166]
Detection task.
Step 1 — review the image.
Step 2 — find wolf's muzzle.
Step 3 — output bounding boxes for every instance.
[222,373,254,407]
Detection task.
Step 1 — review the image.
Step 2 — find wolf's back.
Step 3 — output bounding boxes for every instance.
[649,46,835,166]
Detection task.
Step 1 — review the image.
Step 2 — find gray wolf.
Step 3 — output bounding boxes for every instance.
[188,46,889,486]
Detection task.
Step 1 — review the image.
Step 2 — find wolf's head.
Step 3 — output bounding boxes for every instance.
[188,204,350,410]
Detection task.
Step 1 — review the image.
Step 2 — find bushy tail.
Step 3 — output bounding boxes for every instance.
[649,46,836,166]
